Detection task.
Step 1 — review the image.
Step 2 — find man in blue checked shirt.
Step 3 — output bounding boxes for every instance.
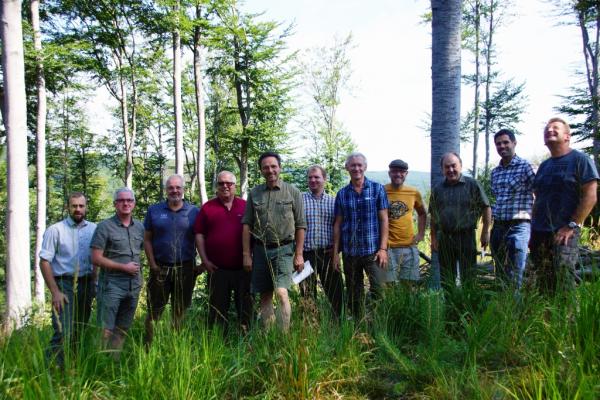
[333,152,389,319]
[301,165,343,318]
[490,129,535,288]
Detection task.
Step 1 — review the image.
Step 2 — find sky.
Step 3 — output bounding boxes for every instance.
[242,0,587,172]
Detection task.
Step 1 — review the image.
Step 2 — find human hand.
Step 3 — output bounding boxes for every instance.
[293,254,304,272]
[203,260,218,273]
[376,249,388,269]
[123,262,140,275]
[51,290,68,313]
[243,254,253,272]
[554,226,576,246]
[480,230,490,249]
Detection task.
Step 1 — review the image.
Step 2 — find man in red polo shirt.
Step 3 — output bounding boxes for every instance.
[194,171,253,333]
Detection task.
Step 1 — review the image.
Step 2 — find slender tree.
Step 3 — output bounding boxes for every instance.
[2,0,32,329]
[172,0,184,175]
[431,0,462,188]
[31,0,47,307]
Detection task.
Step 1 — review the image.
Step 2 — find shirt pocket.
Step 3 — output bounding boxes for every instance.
[276,200,293,216]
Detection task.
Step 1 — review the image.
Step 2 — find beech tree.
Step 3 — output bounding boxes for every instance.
[2,0,32,329]
[31,0,47,307]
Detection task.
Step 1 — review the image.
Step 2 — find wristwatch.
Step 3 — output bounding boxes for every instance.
[567,221,581,229]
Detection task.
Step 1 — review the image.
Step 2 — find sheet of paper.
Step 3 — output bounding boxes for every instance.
[292,260,314,284]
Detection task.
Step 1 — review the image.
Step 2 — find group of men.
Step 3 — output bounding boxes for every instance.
[39,117,598,364]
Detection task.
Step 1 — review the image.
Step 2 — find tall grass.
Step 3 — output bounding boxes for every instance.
[2,278,600,398]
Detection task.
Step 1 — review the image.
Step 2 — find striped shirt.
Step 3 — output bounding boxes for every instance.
[334,178,389,256]
[491,155,535,221]
[303,191,335,251]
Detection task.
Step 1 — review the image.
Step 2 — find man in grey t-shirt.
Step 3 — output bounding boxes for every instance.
[91,187,144,359]
[530,118,599,295]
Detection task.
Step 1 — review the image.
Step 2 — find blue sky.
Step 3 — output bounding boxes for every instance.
[244,0,586,172]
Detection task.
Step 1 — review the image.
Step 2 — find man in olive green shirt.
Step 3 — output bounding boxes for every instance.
[242,152,307,331]
[91,187,145,359]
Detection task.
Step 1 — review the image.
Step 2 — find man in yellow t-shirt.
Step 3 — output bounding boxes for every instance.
[385,159,427,284]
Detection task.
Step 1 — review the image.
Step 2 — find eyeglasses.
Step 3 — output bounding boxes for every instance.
[217,182,235,187]
[115,198,135,203]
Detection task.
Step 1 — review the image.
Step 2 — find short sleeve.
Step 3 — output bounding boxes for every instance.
[143,207,153,231]
[579,153,600,184]
[194,208,207,235]
[414,190,424,209]
[376,184,389,210]
[241,191,254,226]
[39,225,58,262]
[334,191,343,216]
[475,181,491,208]
[90,222,108,250]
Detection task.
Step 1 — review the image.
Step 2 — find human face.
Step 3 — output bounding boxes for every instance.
[345,156,366,181]
[307,168,326,195]
[388,168,408,187]
[216,173,236,202]
[69,196,87,224]
[544,120,570,147]
[114,191,135,218]
[442,154,462,184]
[166,177,184,204]
[494,134,516,161]
[260,156,281,185]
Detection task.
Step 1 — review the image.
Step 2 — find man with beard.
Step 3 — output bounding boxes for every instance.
[385,159,427,286]
[39,192,97,366]
[92,188,145,359]
[195,171,252,333]
[143,175,200,345]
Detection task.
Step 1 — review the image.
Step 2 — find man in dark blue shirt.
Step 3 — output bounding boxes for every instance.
[143,175,200,345]
[530,118,598,295]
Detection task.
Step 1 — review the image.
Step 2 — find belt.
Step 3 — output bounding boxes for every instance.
[494,219,530,226]
[157,260,194,267]
[255,239,293,249]
[54,274,93,281]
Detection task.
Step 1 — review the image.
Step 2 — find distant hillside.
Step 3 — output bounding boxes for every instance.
[365,170,430,195]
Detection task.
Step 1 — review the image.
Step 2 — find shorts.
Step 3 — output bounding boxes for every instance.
[251,242,294,293]
[97,276,142,331]
[387,246,420,282]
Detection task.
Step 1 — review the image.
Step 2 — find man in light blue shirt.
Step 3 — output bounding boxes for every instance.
[39,192,97,366]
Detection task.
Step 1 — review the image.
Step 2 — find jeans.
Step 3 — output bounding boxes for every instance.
[47,275,95,365]
[490,221,531,288]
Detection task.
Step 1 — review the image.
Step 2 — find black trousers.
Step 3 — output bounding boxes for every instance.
[207,268,254,331]
[438,229,477,289]
[300,249,344,318]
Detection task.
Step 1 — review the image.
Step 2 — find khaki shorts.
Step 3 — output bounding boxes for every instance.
[251,242,294,293]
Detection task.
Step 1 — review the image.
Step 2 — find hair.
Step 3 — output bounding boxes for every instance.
[68,192,86,203]
[545,117,571,135]
[345,152,367,167]
[258,151,281,168]
[217,170,237,184]
[165,174,185,188]
[440,151,462,168]
[494,128,516,142]
[113,187,135,202]
[307,165,327,180]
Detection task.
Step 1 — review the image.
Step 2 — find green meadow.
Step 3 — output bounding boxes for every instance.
[2,273,599,399]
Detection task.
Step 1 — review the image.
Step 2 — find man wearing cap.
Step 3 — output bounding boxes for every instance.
[490,129,535,288]
[429,152,491,289]
[385,159,427,286]
[39,192,97,365]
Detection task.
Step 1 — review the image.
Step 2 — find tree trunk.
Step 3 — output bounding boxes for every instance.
[173,0,184,176]
[239,139,249,199]
[430,0,462,188]
[483,0,495,174]
[2,0,32,329]
[193,2,208,204]
[472,0,481,178]
[31,0,46,308]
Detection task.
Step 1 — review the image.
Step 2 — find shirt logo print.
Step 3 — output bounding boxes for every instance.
[389,200,408,220]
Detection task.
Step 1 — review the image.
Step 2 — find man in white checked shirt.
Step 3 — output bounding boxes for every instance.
[301,165,343,318]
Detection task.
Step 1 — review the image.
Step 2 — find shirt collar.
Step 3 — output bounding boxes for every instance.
[162,200,189,210]
[498,154,521,168]
[444,174,466,186]
[66,216,88,227]
[111,214,136,227]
